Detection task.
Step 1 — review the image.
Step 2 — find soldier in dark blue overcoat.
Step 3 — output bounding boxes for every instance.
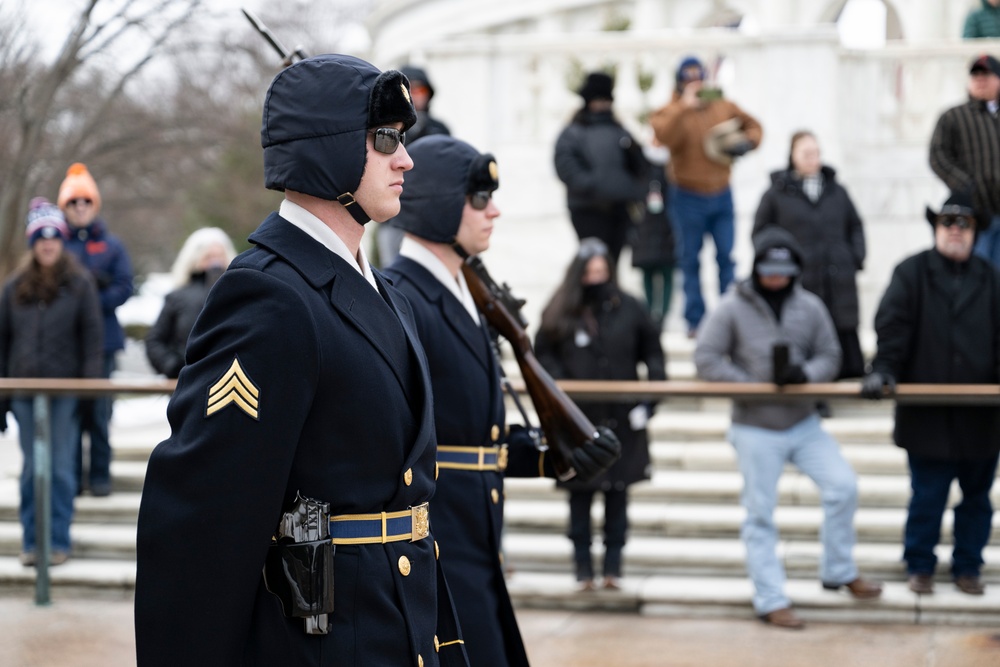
[134,55,469,667]
[384,135,620,666]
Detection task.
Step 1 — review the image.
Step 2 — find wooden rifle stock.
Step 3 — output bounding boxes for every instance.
[462,257,597,481]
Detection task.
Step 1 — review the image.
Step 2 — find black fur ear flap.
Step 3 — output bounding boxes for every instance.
[369,70,417,131]
[467,153,499,193]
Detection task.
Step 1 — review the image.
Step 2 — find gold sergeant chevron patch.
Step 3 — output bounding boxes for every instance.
[206,357,260,420]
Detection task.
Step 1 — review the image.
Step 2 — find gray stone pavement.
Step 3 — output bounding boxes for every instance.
[0,591,998,666]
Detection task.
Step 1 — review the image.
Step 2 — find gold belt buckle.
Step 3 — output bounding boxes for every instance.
[496,445,509,472]
[411,502,429,542]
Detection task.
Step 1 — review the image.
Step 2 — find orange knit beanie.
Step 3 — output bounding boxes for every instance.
[57,163,102,214]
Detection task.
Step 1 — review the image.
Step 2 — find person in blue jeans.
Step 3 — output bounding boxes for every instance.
[862,191,1000,597]
[57,163,133,497]
[695,227,881,629]
[650,55,762,335]
[0,198,103,566]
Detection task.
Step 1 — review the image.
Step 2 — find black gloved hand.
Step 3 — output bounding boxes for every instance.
[94,271,113,289]
[723,139,754,158]
[0,399,8,434]
[776,363,808,387]
[860,372,896,400]
[571,426,621,483]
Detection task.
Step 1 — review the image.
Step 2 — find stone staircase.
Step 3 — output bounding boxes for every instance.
[1,339,1000,626]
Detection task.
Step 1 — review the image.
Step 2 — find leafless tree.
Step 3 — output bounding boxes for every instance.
[0,0,203,275]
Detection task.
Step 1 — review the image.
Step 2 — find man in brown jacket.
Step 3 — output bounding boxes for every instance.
[650,56,762,336]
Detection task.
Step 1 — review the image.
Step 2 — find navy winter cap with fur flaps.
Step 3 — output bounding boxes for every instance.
[261,54,416,224]
[394,135,499,245]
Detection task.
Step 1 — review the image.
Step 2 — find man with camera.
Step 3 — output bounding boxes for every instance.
[650,55,762,337]
[694,227,881,630]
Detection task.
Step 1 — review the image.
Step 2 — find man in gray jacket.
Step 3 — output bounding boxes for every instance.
[694,227,881,629]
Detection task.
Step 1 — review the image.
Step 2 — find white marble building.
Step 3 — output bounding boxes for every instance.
[365,0,998,336]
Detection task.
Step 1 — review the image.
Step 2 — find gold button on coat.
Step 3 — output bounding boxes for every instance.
[491,424,500,441]
[403,468,413,486]
[491,488,500,504]
[398,555,411,576]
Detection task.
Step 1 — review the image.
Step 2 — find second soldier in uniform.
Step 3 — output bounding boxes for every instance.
[385,134,619,666]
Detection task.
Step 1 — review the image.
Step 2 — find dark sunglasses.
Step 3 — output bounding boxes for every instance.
[468,191,493,211]
[937,214,975,230]
[370,127,405,154]
[67,198,93,207]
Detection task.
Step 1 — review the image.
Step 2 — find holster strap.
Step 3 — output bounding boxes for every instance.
[437,445,508,472]
[328,502,429,545]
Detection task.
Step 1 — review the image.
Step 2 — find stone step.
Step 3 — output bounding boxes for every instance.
[500,533,1000,582]
[652,440,910,475]
[0,522,135,560]
[503,471,1000,508]
[500,500,1000,545]
[504,573,1000,626]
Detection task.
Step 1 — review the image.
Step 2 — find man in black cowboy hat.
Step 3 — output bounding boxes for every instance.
[384,135,619,666]
[135,54,470,666]
[863,191,1000,597]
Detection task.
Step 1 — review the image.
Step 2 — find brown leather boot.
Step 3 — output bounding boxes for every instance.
[760,607,805,630]
[822,576,883,599]
[908,573,934,595]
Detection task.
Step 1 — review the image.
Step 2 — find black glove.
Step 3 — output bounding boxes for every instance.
[723,139,753,158]
[775,363,808,387]
[94,271,113,289]
[571,426,621,483]
[0,399,8,434]
[860,372,896,400]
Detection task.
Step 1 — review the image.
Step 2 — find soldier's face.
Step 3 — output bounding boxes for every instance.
[354,122,414,223]
[455,193,499,256]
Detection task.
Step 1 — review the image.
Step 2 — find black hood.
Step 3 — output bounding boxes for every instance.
[261,54,416,220]
[394,135,498,244]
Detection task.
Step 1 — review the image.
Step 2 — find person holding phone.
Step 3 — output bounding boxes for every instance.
[693,227,881,629]
[649,55,762,338]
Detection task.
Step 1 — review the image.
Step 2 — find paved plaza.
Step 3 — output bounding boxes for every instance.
[0,592,998,666]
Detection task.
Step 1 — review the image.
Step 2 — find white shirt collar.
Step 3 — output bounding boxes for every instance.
[399,236,480,325]
[278,199,378,291]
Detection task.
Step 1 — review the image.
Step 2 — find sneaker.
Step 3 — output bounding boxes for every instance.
[18,552,35,567]
[50,551,70,566]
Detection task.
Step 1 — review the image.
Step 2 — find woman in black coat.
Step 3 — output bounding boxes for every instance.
[752,131,866,378]
[145,227,235,378]
[535,238,666,590]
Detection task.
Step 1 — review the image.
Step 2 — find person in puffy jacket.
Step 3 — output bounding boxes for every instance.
[145,227,236,378]
[0,198,102,567]
[753,130,866,378]
[554,72,646,267]
[57,162,133,497]
[695,227,881,629]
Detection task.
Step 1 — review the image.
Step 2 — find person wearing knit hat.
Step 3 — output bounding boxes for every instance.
[0,197,102,568]
[136,54,471,667]
[554,70,647,268]
[55,163,133,500]
[384,134,620,667]
[650,54,763,338]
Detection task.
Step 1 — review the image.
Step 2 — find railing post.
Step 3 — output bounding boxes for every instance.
[33,393,52,606]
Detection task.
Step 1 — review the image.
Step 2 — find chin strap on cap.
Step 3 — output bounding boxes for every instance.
[337,192,371,226]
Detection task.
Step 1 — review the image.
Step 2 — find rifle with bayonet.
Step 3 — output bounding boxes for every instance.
[242,8,307,66]
[462,256,601,482]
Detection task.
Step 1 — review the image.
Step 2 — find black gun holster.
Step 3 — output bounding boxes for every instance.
[263,492,335,632]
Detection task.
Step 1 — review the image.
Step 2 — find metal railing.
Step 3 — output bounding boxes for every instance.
[3,377,996,605]
[0,379,175,605]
